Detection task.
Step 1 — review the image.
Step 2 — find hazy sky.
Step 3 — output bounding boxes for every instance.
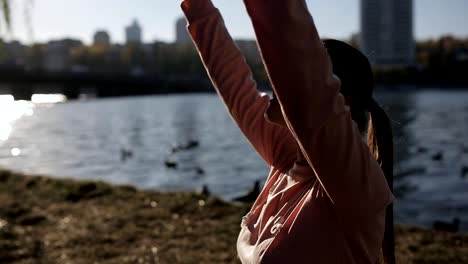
[7,0,468,44]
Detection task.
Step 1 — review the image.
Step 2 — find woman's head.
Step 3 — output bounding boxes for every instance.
[265,39,374,133]
[323,39,374,133]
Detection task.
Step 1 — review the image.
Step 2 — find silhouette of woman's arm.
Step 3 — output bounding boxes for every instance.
[181,0,296,167]
[243,0,393,221]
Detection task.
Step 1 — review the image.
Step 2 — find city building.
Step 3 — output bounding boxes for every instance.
[175,17,191,45]
[44,39,83,72]
[126,20,142,44]
[94,30,111,46]
[360,0,415,66]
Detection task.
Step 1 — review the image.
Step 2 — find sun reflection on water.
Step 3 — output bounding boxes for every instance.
[0,95,34,142]
[0,94,66,143]
[32,94,67,104]
[10,148,21,156]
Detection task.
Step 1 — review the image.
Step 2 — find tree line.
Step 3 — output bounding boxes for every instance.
[0,35,467,87]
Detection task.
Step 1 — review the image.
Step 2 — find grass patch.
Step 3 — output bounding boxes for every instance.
[0,169,467,263]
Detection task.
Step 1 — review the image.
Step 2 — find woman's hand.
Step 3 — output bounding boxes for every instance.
[181,0,215,22]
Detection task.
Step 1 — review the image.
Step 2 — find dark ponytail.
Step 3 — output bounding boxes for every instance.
[367,99,395,264]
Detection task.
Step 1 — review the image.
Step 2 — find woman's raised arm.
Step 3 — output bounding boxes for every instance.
[243,0,393,222]
[181,0,296,167]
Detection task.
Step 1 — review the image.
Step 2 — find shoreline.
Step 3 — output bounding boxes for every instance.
[1,169,467,263]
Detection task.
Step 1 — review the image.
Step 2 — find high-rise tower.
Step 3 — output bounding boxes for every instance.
[361,0,415,66]
[126,20,142,44]
[176,17,191,45]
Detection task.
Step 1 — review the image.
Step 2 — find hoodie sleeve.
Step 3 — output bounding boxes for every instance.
[243,0,394,222]
[181,0,296,167]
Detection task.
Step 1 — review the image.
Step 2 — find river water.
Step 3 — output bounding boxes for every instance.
[0,89,467,231]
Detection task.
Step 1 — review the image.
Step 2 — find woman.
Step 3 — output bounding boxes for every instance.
[181,0,395,263]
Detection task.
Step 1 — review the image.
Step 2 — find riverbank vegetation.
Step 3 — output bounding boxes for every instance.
[1,36,468,90]
[0,169,467,263]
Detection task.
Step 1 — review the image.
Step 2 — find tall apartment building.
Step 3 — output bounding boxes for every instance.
[126,20,142,44]
[361,0,415,66]
[176,17,191,45]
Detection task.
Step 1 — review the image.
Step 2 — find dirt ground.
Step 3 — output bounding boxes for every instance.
[0,169,467,263]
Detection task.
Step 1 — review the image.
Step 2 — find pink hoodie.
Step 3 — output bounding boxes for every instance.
[181,0,394,263]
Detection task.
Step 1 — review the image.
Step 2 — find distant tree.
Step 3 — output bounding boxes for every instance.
[152,43,203,76]
[349,33,360,49]
[121,43,149,71]
[71,44,115,73]
[26,43,44,71]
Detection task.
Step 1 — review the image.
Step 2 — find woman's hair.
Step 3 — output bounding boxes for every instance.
[323,39,395,264]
